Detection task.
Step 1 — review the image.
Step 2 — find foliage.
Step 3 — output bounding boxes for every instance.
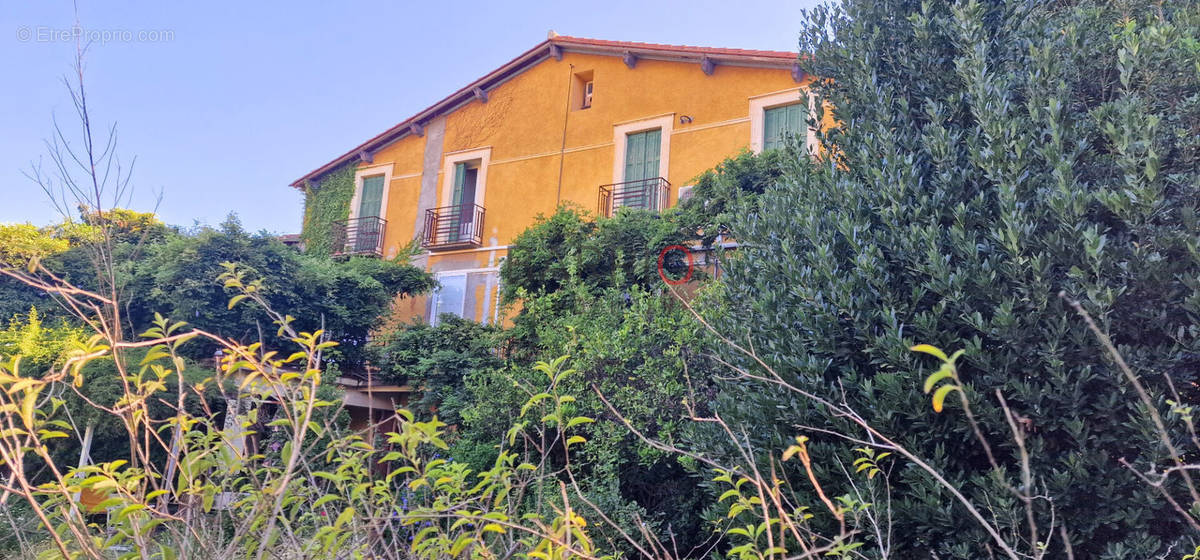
[0,307,85,371]
[500,206,691,307]
[0,209,171,322]
[706,0,1200,557]
[462,280,719,554]
[0,269,616,559]
[300,164,357,257]
[370,315,504,426]
[129,215,432,369]
[0,224,70,268]
[480,152,791,555]
[673,149,790,247]
[72,207,170,245]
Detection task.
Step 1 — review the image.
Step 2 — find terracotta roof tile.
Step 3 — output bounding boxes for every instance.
[550,35,796,60]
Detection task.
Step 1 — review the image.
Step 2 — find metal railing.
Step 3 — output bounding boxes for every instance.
[331,216,387,257]
[422,204,485,250]
[598,177,670,217]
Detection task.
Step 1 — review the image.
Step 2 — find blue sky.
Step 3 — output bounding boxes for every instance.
[1,1,822,233]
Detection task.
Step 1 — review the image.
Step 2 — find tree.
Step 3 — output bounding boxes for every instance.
[130,215,432,369]
[708,0,1200,557]
[673,149,791,247]
[500,205,689,309]
[370,315,503,427]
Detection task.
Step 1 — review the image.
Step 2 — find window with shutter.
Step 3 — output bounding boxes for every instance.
[447,162,479,242]
[357,176,384,218]
[353,175,385,253]
[621,129,662,210]
[763,103,805,152]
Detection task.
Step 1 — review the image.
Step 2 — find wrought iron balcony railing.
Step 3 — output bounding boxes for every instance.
[331,216,387,258]
[422,204,485,250]
[598,177,670,217]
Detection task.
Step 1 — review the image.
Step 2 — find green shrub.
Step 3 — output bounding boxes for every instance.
[709,0,1200,557]
[371,315,504,426]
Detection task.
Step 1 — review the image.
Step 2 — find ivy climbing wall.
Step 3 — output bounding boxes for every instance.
[299,164,356,256]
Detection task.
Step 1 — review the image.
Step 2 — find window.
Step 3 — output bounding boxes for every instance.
[619,128,662,210]
[763,103,805,152]
[572,70,594,111]
[611,115,673,183]
[448,162,479,242]
[353,175,385,252]
[357,175,385,218]
[430,273,466,325]
[748,89,813,155]
[345,164,392,256]
[350,164,393,221]
[440,147,491,209]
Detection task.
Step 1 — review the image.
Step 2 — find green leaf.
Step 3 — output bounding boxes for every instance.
[450,535,474,557]
[313,494,339,508]
[227,294,248,309]
[565,416,594,429]
[334,507,354,528]
[923,364,955,394]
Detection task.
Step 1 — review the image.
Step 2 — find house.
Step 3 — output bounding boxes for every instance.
[292,32,816,327]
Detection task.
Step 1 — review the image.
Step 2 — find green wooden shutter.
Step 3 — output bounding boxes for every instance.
[624,132,644,183]
[643,130,661,180]
[622,129,662,210]
[764,103,806,152]
[451,162,467,205]
[357,175,384,218]
[445,163,468,242]
[784,103,804,151]
[764,106,781,151]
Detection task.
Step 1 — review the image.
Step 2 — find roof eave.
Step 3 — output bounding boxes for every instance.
[291,37,802,189]
[290,40,554,188]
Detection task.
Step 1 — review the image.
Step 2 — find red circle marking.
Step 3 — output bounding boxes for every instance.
[657,245,694,285]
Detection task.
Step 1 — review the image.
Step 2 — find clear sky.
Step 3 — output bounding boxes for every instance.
[1,1,822,233]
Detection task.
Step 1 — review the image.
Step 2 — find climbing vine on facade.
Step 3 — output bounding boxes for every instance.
[300,163,356,256]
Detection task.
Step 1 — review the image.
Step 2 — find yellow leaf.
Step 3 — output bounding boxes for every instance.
[932,384,959,413]
[20,390,36,430]
[923,364,955,394]
[910,344,949,362]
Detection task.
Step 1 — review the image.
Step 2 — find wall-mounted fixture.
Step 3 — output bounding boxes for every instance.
[679,115,694,124]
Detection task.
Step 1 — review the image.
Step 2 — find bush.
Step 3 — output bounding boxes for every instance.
[709,0,1200,557]
[371,315,503,426]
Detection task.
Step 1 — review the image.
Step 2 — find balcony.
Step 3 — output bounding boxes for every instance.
[598,177,670,217]
[331,216,387,258]
[422,204,485,251]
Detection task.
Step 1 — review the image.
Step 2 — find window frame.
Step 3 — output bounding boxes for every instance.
[348,163,394,221]
[611,114,673,185]
[429,272,468,325]
[428,267,502,325]
[440,147,492,209]
[582,80,594,109]
[748,89,816,156]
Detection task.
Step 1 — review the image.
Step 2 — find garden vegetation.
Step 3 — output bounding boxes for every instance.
[1,0,1198,558]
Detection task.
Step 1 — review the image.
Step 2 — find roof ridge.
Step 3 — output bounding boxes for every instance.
[550,35,797,59]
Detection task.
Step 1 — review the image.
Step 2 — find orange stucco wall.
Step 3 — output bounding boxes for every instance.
[345,50,812,324]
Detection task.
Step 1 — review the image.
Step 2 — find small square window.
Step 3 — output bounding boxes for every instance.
[572,70,594,111]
